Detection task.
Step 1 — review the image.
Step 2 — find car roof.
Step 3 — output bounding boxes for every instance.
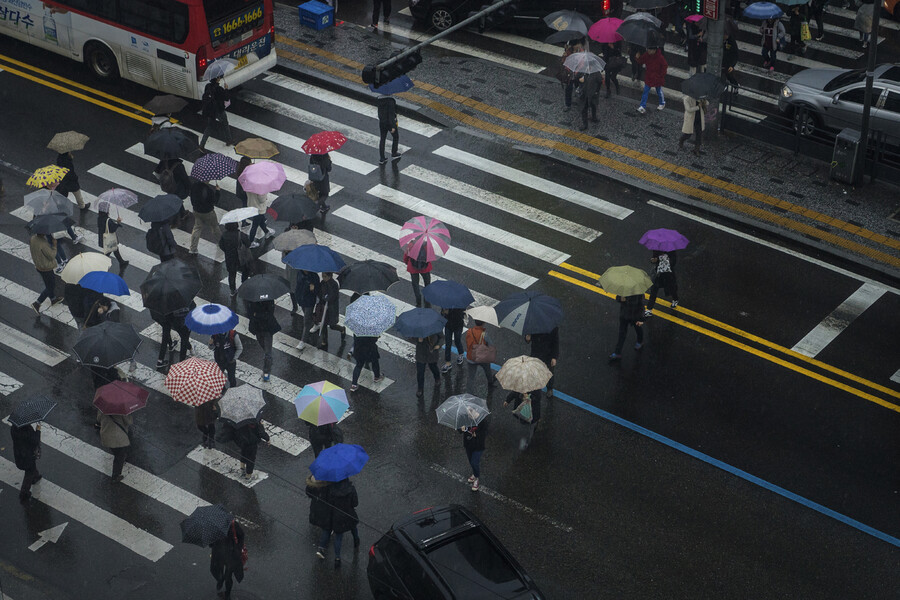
[394,505,479,550]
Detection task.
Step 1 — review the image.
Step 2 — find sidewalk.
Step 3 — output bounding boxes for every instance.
[272,6,900,280]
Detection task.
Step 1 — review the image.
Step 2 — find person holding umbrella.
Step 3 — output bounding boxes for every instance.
[496,356,552,449]
[635,47,668,114]
[147,218,178,262]
[610,294,646,360]
[219,222,254,296]
[246,298,280,382]
[29,232,63,313]
[295,269,320,350]
[189,178,221,255]
[306,473,332,554]
[577,70,603,131]
[601,42,624,97]
[11,420,42,503]
[199,75,233,150]
[317,477,361,567]
[759,16,785,71]
[311,272,346,349]
[525,326,559,398]
[377,94,400,165]
[437,395,491,492]
[98,408,132,483]
[413,331,443,398]
[233,420,269,478]
[722,32,740,89]
[645,249,680,315]
[403,243,432,308]
[210,329,243,389]
[344,295,394,390]
[246,191,275,248]
[464,320,495,394]
[97,201,129,273]
[679,95,708,156]
[210,519,245,599]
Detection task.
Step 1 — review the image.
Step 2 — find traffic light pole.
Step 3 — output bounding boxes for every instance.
[856,4,880,184]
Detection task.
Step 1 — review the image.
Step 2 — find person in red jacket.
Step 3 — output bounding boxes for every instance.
[403,243,432,308]
[635,48,668,114]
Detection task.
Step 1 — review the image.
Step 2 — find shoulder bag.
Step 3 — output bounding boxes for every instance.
[102,220,118,254]
[469,331,496,364]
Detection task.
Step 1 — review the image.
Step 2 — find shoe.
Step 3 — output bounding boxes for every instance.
[349,384,359,391]
[334,557,342,568]
[391,154,402,162]
[51,296,64,305]
[371,22,378,28]
[467,474,476,484]
[441,363,452,373]
[471,478,480,492]
[32,474,42,484]
[296,341,305,350]
[265,230,276,239]
[378,157,389,165]
[346,351,353,360]
[249,241,260,249]
[19,492,31,503]
[73,234,84,245]
[769,66,775,71]
[416,389,424,398]
[111,474,124,483]
[319,204,330,213]
[609,353,621,360]
[657,103,665,111]
[815,34,824,41]
[671,300,679,308]
[168,340,178,351]
[678,138,685,149]
[79,202,90,210]
[578,124,588,131]
[340,332,346,343]
[309,324,320,333]
[54,264,65,275]
[634,342,643,350]
[644,309,653,318]
[262,373,270,382]
[374,375,385,383]
[636,106,646,114]
[457,354,464,365]
[316,547,326,560]
[31,301,41,314]
[156,359,169,368]
[119,260,129,270]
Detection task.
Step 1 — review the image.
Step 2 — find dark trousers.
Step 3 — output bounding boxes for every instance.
[311,439,333,458]
[216,358,237,388]
[411,272,431,307]
[200,111,233,147]
[416,361,440,390]
[226,264,251,293]
[378,127,399,160]
[240,443,258,474]
[564,81,574,107]
[543,362,556,393]
[581,101,598,128]
[159,321,191,362]
[372,0,391,24]
[248,214,269,242]
[605,72,620,95]
[111,446,128,477]
[444,325,464,362]
[762,45,777,67]
[211,561,236,595]
[19,465,40,499]
[299,304,316,344]
[811,8,823,34]
[198,423,216,447]
[465,448,483,478]
[647,272,679,310]
[723,66,739,87]
[37,269,56,304]
[255,332,273,374]
[614,319,644,354]
[352,357,380,385]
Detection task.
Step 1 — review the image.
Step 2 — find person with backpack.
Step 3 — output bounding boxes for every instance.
[154,158,191,201]
[151,302,194,368]
[310,272,346,348]
[11,421,42,503]
[219,222,253,296]
[209,519,245,599]
[246,299,279,382]
[609,294,646,360]
[412,332,443,398]
[465,320,495,394]
[210,329,243,388]
[376,95,400,165]
[316,477,361,568]
[189,179,221,255]
[147,219,177,262]
[440,307,466,373]
[308,152,332,213]
[295,269,320,350]
[199,76,233,150]
[403,243,432,308]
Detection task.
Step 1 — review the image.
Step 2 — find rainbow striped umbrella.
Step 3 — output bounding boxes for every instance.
[294,380,349,426]
[398,216,451,263]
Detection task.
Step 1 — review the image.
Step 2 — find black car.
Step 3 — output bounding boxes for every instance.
[409,0,621,32]
[367,505,545,599]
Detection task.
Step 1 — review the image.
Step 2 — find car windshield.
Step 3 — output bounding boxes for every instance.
[880,66,900,83]
[824,69,865,92]
[427,530,527,599]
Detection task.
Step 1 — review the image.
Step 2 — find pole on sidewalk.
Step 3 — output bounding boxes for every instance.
[703,0,726,131]
[856,2,880,185]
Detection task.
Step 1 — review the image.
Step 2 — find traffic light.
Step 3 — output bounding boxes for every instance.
[467,2,517,31]
[362,50,422,87]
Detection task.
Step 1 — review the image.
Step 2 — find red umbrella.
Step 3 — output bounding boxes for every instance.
[302,131,347,155]
[164,357,226,407]
[93,381,150,415]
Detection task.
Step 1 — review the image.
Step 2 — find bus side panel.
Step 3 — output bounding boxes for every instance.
[0,0,78,59]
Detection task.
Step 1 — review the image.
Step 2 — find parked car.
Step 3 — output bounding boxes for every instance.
[408,0,620,32]
[778,64,900,140]
[367,504,545,599]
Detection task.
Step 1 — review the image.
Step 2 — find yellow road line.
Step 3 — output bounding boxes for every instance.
[548,269,900,413]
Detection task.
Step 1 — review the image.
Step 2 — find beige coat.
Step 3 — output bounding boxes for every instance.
[99,413,132,448]
[246,192,268,215]
[30,235,57,272]
[682,97,707,135]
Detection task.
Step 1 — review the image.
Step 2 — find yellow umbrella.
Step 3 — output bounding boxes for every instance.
[234,137,279,159]
[47,131,89,154]
[495,355,552,394]
[26,165,69,188]
[60,252,112,284]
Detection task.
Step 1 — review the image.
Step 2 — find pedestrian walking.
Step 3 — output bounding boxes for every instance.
[64,282,89,326]
[686,23,707,74]
[464,320,495,394]
[788,6,807,55]
[307,473,332,543]
[854,2,873,48]
[526,326,559,398]
[98,411,132,482]
[196,397,220,449]
[154,158,192,201]
[210,329,242,388]
[52,232,69,274]
[577,71,602,131]
[371,0,391,28]
[308,152,332,213]
[308,423,340,457]
[461,411,489,492]
[234,420,269,478]
[609,294,646,360]
[635,48,668,114]
[350,335,383,392]
[759,17,786,71]
[246,299,280,381]
[199,76,234,149]
[679,96,707,155]
[601,42,624,97]
[556,41,579,111]
[246,192,275,248]
[146,219,177,262]
[209,519,245,599]
[316,477,361,568]
[234,157,252,210]
[219,222,253,296]
[189,179,222,255]
[377,95,400,165]
[30,233,63,313]
[504,389,541,450]
[97,203,129,272]
[310,272,346,348]
[11,421,42,503]
[403,244,432,308]
[295,269,320,350]
[722,33,740,89]
[644,250,680,316]
[151,304,193,368]
[303,179,328,217]
[55,150,88,210]
[809,0,826,40]
[441,307,466,373]
[413,332,443,397]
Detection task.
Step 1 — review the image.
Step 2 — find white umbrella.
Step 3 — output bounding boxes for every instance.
[495,356,553,394]
[466,305,498,326]
[220,207,258,225]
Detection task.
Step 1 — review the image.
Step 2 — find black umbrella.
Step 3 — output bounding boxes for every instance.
[629,0,676,8]
[543,10,593,31]
[268,193,319,223]
[144,94,188,116]
[26,214,70,235]
[338,260,400,294]
[138,194,183,223]
[8,395,57,427]
[73,322,142,368]
[144,127,199,160]
[616,19,665,48]
[682,72,725,100]
[237,273,291,302]
[141,260,202,314]
[545,29,587,44]
[180,504,234,547]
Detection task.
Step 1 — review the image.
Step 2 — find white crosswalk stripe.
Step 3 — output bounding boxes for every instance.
[0,372,23,395]
[0,321,69,366]
[186,446,268,486]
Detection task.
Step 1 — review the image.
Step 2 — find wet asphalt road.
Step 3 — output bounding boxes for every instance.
[0,33,899,600]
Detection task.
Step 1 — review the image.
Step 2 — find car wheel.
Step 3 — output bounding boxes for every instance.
[429,7,455,31]
[793,107,819,137]
[85,42,120,83]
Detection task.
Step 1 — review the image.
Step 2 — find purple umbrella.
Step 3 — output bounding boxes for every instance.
[639,229,690,252]
[190,152,238,182]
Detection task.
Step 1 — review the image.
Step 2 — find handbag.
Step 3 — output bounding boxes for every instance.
[608,55,627,72]
[800,22,811,41]
[232,522,248,568]
[237,240,253,266]
[469,331,496,364]
[512,398,533,423]
[102,221,118,254]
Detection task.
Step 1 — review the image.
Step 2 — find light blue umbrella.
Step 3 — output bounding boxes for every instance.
[185,303,239,335]
[345,295,396,337]
[368,75,414,95]
[743,2,783,19]
[78,271,129,296]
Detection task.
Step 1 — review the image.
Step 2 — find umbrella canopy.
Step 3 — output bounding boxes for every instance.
[219,384,266,426]
[144,128,199,160]
[273,229,317,252]
[26,165,69,188]
[639,228,690,252]
[235,137,279,159]
[368,75,414,95]
[180,505,233,547]
[545,29,587,44]
[93,381,149,416]
[309,443,369,482]
[27,214,70,235]
[144,94,188,116]
[494,291,563,335]
[684,13,704,22]
[399,216,451,263]
[624,11,662,26]
[616,19,665,47]
[742,1,783,19]
[185,303,238,335]
[423,281,474,309]
[138,193,183,223]
[98,188,139,210]
[267,193,319,223]
[294,380,349,426]
[238,161,286,195]
[204,58,238,81]
[435,394,489,430]
[302,131,347,156]
[629,0,675,8]
[141,260,202,314]
[78,271,129,296]
[60,252,112,284]
[337,260,399,294]
[8,395,57,427]
[190,152,237,182]
[165,357,227,406]
[345,295,396,337]
[495,356,553,393]
[73,321,142,368]
[563,51,606,74]
[466,305,498,326]
[283,244,345,273]
[588,18,624,43]
[598,265,653,297]
[24,189,73,217]
[682,71,725,100]
[47,131,89,154]
[394,308,447,338]
[219,207,258,225]
[237,273,291,302]
[544,9,593,31]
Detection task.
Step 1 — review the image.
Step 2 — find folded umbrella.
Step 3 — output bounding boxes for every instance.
[181,504,234,547]
[563,51,606,74]
[93,381,149,416]
[73,321,142,368]
[394,308,446,338]
[79,271,129,296]
[294,381,349,426]
[185,303,238,335]
[399,216,451,263]
[598,265,653,297]
[25,189,73,217]
[144,127,199,160]
[544,9,593,31]
[742,1,783,19]
[495,356,553,394]
[436,394,489,430]
[588,18,624,43]
[302,131,347,155]
[144,94,188,116]
[235,137,279,159]
[60,252,112,284]
[422,281,474,309]
[545,29,587,44]
[8,395,57,427]
[237,273,291,302]
[219,207,258,225]
[190,152,237,182]
[337,260,398,294]
[368,75,414,95]
[47,131,89,154]
[204,58,238,80]
[283,244,345,273]
[238,161,286,195]
[494,291,563,335]
[616,19,665,48]
[138,193,182,223]
[682,71,725,100]
[465,305,498,326]
[219,384,266,426]
[345,294,396,337]
[640,228,690,252]
[165,357,227,406]
[27,214,70,235]
[273,229,317,252]
[267,193,320,223]
[26,165,69,188]
[309,443,369,482]
[141,260,202,314]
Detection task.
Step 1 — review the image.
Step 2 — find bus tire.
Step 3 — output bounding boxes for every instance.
[85,42,119,83]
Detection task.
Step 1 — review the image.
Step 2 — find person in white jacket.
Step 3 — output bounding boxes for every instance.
[246,192,275,248]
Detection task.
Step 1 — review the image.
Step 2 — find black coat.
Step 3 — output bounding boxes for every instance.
[219,229,251,272]
[307,475,332,528]
[97,212,121,247]
[318,278,340,326]
[148,222,177,259]
[618,295,645,321]
[309,153,331,198]
[246,300,281,335]
[233,421,269,452]
[202,81,229,117]
[327,479,359,533]
[55,152,79,195]
[377,96,397,131]
[190,181,219,214]
[723,37,739,69]
[11,424,40,471]
[353,336,380,363]
[443,308,465,330]
[462,414,489,451]
[64,283,87,319]
[577,72,602,109]
[209,521,244,584]
[296,271,320,308]
[155,159,191,199]
[308,423,337,448]
[529,327,559,363]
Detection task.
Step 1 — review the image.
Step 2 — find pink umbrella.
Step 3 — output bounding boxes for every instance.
[685,14,704,22]
[399,216,451,263]
[237,161,286,195]
[588,18,624,43]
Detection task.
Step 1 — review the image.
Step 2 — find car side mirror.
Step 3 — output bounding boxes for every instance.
[832,94,839,105]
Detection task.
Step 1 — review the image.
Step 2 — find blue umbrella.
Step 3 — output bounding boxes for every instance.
[493,291,563,335]
[78,271,129,296]
[394,308,447,338]
[742,2,783,19]
[422,280,475,309]
[309,443,369,482]
[282,244,346,273]
[185,303,239,335]
[368,75,414,95]
[345,295,396,337]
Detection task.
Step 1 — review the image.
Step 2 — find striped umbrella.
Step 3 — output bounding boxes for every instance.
[294,381,349,426]
[238,161,286,195]
[164,357,227,407]
[26,165,69,188]
[185,303,238,335]
[190,152,237,182]
[345,294,396,337]
[399,216,451,263]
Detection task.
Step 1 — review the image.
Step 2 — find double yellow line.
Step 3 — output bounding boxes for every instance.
[550,263,900,414]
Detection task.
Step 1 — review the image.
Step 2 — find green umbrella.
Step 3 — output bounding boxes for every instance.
[597,266,653,297]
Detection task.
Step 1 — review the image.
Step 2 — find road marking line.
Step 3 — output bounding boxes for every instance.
[792,283,886,357]
[433,145,633,220]
[0,457,172,561]
[892,369,900,384]
[186,447,268,487]
[0,321,68,366]
[0,372,23,396]
[367,184,570,265]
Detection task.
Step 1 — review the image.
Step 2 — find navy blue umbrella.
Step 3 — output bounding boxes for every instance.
[422,280,475,309]
[8,395,57,427]
[493,291,563,335]
[742,2,783,19]
[282,244,346,273]
[394,308,447,338]
[368,75,414,95]
[180,504,234,547]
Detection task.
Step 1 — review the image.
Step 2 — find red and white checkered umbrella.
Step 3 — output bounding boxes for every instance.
[398,216,451,263]
[164,357,226,407]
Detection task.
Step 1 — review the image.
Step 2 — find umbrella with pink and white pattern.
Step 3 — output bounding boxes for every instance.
[398,216,451,263]
[237,161,286,195]
[164,357,227,407]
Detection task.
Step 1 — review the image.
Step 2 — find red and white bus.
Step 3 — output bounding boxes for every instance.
[0,0,277,99]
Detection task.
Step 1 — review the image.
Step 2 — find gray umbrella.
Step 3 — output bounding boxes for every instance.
[8,395,57,427]
[435,394,489,430]
[218,385,266,426]
[25,189,73,217]
[180,504,234,547]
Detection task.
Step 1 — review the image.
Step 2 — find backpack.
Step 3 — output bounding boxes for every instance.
[158,165,177,194]
[307,163,325,182]
[146,227,164,255]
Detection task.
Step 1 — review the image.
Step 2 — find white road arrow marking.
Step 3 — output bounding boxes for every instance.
[28,522,68,552]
